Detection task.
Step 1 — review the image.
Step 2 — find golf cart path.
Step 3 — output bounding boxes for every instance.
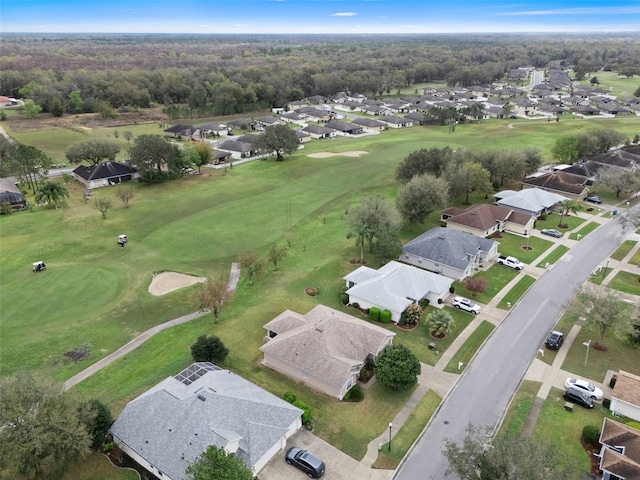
[63,263,240,390]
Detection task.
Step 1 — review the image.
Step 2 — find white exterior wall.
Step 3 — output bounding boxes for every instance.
[610,398,640,422]
[114,436,174,480]
[400,252,470,280]
[347,294,402,322]
[253,418,301,474]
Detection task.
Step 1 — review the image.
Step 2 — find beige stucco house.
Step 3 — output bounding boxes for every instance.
[441,203,535,237]
[260,305,395,400]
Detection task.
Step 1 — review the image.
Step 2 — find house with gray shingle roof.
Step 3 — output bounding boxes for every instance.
[72,161,139,190]
[351,117,387,131]
[400,227,498,280]
[260,305,394,400]
[301,124,336,139]
[598,418,640,480]
[494,188,568,217]
[610,370,640,422]
[109,362,302,480]
[344,261,453,322]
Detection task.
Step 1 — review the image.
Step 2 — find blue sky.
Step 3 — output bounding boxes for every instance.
[1,0,639,34]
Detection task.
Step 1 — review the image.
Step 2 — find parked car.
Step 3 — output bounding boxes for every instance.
[565,377,603,400]
[541,228,562,238]
[545,330,564,349]
[286,447,326,478]
[497,255,525,270]
[563,386,595,408]
[452,296,481,314]
[586,195,603,204]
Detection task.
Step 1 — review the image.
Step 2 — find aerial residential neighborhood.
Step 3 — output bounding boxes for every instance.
[1,7,640,480]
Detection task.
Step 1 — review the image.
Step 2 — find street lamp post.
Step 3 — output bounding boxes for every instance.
[583,340,591,367]
[388,423,392,451]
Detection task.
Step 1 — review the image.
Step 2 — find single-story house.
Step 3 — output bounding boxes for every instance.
[226,118,253,129]
[163,124,201,139]
[494,188,569,217]
[110,362,302,480]
[72,161,139,189]
[0,177,28,211]
[280,111,308,126]
[404,112,426,125]
[301,124,336,139]
[610,370,640,422]
[0,96,13,107]
[401,227,499,280]
[351,117,387,131]
[522,171,590,200]
[255,115,285,128]
[442,203,535,237]
[260,305,394,400]
[297,107,332,122]
[197,122,227,136]
[324,120,363,135]
[295,130,312,143]
[597,418,640,480]
[217,139,257,159]
[211,149,232,165]
[378,116,413,128]
[344,261,453,322]
[286,100,308,111]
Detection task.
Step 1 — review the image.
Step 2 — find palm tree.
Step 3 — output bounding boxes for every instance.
[426,310,456,337]
[557,199,581,228]
[35,181,69,209]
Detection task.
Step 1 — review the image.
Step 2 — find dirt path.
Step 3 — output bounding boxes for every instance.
[0,124,15,143]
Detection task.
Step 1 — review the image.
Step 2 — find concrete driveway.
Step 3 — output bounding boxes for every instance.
[258,429,393,480]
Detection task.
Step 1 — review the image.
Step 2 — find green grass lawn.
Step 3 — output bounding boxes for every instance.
[536,244,570,267]
[494,232,554,264]
[535,213,586,232]
[444,320,495,373]
[532,387,602,477]
[611,240,638,261]
[497,275,536,310]
[5,453,139,480]
[568,221,600,240]
[453,264,521,305]
[500,380,540,435]
[372,390,441,470]
[608,270,640,296]
[538,312,581,366]
[629,247,640,265]
[588,267,614,285]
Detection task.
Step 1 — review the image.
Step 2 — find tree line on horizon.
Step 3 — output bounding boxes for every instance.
[1,33,639,120]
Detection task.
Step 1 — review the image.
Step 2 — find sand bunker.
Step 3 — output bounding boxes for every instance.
[148,272,206,296]
[307,151,369,158]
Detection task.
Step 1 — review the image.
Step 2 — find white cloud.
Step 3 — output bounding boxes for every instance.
[332,12,357,17]
[500,7,640,16]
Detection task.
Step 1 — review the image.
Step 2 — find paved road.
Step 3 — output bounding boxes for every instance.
[394,217,626,480]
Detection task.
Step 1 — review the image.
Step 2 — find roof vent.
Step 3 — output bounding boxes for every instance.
[197,394,206,402]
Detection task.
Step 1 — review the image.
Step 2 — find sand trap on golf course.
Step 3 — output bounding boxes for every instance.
[307,151,369,158]
[148,272,206,296]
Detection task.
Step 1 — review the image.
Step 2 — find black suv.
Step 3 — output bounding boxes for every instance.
[564,387,594,409]
[545,330,564,349]
[285,447,326,478]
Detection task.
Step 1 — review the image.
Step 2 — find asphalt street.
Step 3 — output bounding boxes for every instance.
[393,216,627,480]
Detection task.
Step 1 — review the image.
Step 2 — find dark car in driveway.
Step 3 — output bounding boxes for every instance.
[286,447,326,478]
[541,228,563,238]
[545,330,564,349]
[563,386,595,408]
[586,195,603,204]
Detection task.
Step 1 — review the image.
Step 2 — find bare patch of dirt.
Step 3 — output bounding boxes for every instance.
[349,259,366,265]
[64,346,90,362]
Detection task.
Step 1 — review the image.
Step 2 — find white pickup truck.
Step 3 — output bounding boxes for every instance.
[497,255,525,270]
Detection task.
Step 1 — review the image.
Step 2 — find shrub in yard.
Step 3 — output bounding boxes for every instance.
[293,400,312,423]
[369,306,381,321]
[449,286,455,293]
[283,392,297,404]
[603,398,611,409]
[401,303,423,326]
[343,384,364,402]
[339,286,348,295]
[352,302,360,310]
[375,344,421,391]
[340,294,349,305]
[380,309,392,323]
[582,425,601,445]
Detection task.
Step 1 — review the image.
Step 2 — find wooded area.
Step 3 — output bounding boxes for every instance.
[2,33,639,118]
